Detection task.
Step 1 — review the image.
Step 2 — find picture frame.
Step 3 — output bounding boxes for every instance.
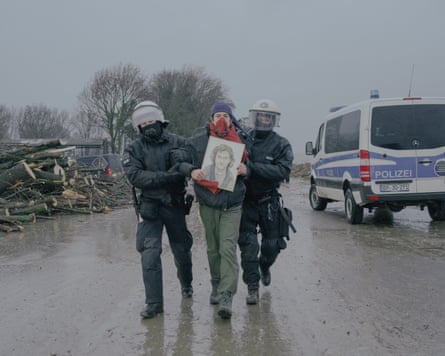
[201,136,245,192]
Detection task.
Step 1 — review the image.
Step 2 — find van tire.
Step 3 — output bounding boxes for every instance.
[345,188,363,224]
[427,201,445,221]
[309,184,328,211]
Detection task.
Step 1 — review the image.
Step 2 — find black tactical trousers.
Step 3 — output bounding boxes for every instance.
[136,202,193,306]
[238,195,282,288]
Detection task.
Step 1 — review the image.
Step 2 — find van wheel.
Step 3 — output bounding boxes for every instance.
[309,184,328,211]
[427,201,445,221]
[345,189,363,224]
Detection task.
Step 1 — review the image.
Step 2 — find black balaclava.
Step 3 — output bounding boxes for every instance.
[254,129,272,139]
[141,122,163,142]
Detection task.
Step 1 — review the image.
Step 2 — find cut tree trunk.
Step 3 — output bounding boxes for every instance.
[9,203,48,216]
[0,214,36,224]
[33,168,66,182]
[0,162,36,194]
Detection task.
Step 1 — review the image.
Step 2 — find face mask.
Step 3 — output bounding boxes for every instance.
[255,130,272,139]
[211,116,230,137]
[141,122,163,142]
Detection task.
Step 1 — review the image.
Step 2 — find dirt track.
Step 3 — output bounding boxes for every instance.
[0,178,444,356]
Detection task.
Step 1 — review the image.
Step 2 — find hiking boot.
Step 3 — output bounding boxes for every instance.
[210,279,220,305]
[218,291,233,319]
[140,303,163,319]
[182,285,193,298]
[246,288,259,305]
[260,267,271,286]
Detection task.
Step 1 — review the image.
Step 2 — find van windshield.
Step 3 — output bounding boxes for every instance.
[371,104,445,150]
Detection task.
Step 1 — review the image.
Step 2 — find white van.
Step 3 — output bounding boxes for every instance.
[305,94,445,224]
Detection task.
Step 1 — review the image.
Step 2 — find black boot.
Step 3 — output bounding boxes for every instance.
[218,291,233,319]
[210,279,220,305]
[260,266,271,286]
[181,285,193,298]
[246,287,259,305]
[140,303,163,319]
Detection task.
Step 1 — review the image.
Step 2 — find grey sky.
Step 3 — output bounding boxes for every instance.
[1,0,445,160]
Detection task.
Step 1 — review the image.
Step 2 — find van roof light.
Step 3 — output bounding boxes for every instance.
[370,89,379,99]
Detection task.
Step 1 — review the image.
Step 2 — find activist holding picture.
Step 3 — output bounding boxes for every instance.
[172,101,247,319]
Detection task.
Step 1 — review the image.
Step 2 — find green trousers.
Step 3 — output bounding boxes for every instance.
[199,204,241,295]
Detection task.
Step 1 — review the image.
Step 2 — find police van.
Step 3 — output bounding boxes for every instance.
[305,92,445,224]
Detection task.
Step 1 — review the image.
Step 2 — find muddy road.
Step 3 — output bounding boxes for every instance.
[0,178,444,356]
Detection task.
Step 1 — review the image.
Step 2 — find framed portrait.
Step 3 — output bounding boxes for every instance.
[201,136,245,192]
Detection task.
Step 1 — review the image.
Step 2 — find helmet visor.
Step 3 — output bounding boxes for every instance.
[249,111,280,131]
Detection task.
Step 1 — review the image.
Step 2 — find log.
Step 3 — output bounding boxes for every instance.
[33,168,66,182]
[25,146,76,160]
[35,197,58,207]
[0,208,9,215]
[0,140,63,163]
[27,157,69,169]
[0,201,32,209]
[53,159,66,179]
[0,162,36,194]
[62,189,87,200]
[0,214,36,224]
[0,161,14,170]
[0,223,24,232]
[0,223,13,233]
[30,179,65,193]
[9,203,48,216]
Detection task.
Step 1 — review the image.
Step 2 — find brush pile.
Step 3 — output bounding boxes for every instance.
[0,140,132,232]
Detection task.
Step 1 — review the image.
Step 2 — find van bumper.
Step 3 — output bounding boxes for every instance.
[360,186,445,206]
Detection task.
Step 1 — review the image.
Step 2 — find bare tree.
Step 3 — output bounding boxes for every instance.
[70,110,101,139]
[18,104,71,139]
[149,65,232,137]
[77,63,150,153]
[0,105,12,139]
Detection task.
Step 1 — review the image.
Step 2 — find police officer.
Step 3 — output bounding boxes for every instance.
[123,101,193,319]
[238,99,294,305]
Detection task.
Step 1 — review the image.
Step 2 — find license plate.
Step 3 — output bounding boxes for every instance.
[379,183,410,192]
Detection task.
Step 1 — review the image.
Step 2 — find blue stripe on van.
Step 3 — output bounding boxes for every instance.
[313,152,360,179]
[314,151,445,181]
[370,151,445,179]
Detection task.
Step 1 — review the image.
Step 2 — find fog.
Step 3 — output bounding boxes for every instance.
[2,0,445,158]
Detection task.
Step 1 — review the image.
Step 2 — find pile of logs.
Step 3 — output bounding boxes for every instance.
[0,140,132,233]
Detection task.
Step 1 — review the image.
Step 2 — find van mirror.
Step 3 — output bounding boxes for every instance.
[305,141,314,155]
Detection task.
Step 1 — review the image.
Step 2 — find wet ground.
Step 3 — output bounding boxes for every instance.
[0,178,444,356]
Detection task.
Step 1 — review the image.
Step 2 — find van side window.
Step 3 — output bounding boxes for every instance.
[325,110,360,153]
[371,104,445,149]
[315,123,324,154]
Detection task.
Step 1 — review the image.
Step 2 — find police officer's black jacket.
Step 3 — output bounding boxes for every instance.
[242,131,293,200]
[178,128,246,210]
[123,132,188,203]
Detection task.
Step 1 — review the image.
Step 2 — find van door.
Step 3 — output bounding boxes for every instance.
[369,103,445,195]
[409,104,445,193]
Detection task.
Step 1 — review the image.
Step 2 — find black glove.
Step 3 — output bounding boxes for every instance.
[163,172,184,184]
[169,148,192,166]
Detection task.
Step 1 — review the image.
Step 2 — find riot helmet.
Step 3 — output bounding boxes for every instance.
[248,99,281,131]
[131,101,168,131]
